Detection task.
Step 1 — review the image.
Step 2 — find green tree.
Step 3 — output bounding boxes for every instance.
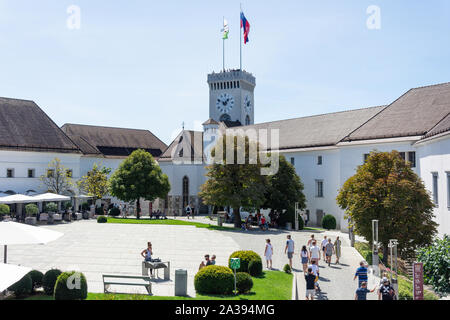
[199,135,267,228]
[263,155,306,223]
[40,158,74,195]
[337,150,437,263]
[109,149,170,219]
[77,163,111,204]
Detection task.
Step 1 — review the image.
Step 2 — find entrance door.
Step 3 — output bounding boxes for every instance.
[316,209,325,227]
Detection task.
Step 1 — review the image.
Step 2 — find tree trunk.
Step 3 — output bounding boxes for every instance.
[233,207,241,228]
[136,198,141,220]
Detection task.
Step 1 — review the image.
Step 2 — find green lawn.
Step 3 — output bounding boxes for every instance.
[21,271,293,301]
[106,217,235,231]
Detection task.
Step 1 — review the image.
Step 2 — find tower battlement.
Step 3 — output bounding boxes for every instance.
[207,69,256,86]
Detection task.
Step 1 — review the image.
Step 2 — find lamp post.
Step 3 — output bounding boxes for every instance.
[372,220,379,277]
[388,239,399,300]
[294,202,299,231]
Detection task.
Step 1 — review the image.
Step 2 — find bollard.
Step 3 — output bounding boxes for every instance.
[175,269,188,296]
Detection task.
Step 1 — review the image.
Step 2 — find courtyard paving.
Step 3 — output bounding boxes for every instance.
[2,217,376,299]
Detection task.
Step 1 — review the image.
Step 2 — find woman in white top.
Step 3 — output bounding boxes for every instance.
[264,239,273,269]
[300,245,309,273]
[309,240,321,267]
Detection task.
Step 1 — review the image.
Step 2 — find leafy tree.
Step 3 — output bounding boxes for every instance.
[263,155,306,224]
[109,149,170,219]
[337,150,437,263]
[199,135,267,228]
[40,158,74,195]
[417,235,450,295]
[77,163,111,204]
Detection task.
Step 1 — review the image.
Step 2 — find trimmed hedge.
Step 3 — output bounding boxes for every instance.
[228,250,262,273]
[97,216,107,223]
[45,202,58,213]
[283,264,292,274]
[54,271,88,300]
[25,204,39,216]
[42,269,62,295]
[322,214,337,230]
[8,274,32,297]
[108,207,121,217]
[248,259,263,277]
[29,270,44,291]
[95,206,104,215]
[194,265,234,295]
[236,272,253,294]
[0,204,10,215]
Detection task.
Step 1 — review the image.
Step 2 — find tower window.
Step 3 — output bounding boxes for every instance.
[220,114,231,122]
[182,176,189,208]
[245,115,250,125]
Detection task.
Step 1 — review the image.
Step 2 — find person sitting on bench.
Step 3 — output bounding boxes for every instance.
[141,242,154,275]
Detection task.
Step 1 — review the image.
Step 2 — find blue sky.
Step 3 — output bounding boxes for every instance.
[1,0,450,145]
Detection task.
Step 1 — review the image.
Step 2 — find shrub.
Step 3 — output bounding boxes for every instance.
[236,272,253,294]
[276,207,294,228]
[228,251,262,273]
[28,270,44,291]
[283,264,292,274]
[54,271,88,300]
[248,259,263,277]
[194,265,234,295]
[97,216,107,223]
[108,207,120,217]
[25,204,39,217]
[95,206,104,215]
[42,269,62,295]
[81,202,90,211]
[64,201,72,210]
[45,202,58,213]
[0,204,10,215]
[322,214,337,230]
[8,274,32,297]
[417,235,450,295]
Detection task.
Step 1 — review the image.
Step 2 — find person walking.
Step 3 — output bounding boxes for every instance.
[185,204,191,219]
[305,267,316,300]
[307,234,315,247]
[264,239,273,269]
[285,235,295,269]
[354,261,369,288]
[334,236,342,264]
[309,240,321,267]
[300,245,309,273]
[378,278,396,300]
[325,238,334,266]
[321,236,328,261]
[355,281,376,300]
[308,260,320,292]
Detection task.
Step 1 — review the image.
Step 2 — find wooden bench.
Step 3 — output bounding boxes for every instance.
[142,261,170,280]
[102,274,153,295]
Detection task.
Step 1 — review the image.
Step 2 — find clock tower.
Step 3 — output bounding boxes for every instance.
[207,70,256,126]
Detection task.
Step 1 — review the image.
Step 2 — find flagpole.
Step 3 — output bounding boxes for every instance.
[240,3,242,71]
[223,16,225,71]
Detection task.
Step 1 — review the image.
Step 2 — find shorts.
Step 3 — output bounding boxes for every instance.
[326,253,332,257]
[306,289,315,297]
[265,255,272,261]
[301,257,308,264]
[322,246,326,251]
[287,252,294,259]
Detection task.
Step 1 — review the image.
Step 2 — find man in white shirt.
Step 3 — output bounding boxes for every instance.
[309,240,321,267]
[284,235,295,269]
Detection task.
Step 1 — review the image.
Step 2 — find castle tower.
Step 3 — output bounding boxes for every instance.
[207,70,256,126]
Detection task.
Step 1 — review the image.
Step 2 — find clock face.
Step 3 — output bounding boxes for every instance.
[244,95,252,113]
[216,93,234,114]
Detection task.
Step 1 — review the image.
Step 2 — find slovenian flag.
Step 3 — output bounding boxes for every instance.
[221,19,229,40]
[240,11,250,44]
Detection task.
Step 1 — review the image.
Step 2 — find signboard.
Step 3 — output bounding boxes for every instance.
[230,258,240,270]
[413,262,424,300]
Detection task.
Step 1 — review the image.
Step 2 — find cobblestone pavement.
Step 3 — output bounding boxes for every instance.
[2,217,377,299]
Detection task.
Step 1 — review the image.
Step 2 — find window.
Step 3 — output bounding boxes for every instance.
[182,176,189,208]
[432,173,439,206]
[317,156,323,165]
[316,180,324,198]
[28,169,35,178]
[237,81,240,88]
[290,157,295,166]
[178,149,184,157]
[66,170,73,178]
[447,172,450,209]
[364,154,370,162]
[6,169,14,178]
[408,152,416,168]
[399,152,406,160]
[245,115,251,126]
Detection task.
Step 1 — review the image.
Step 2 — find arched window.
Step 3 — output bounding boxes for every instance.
[182,176,189,208]
[245,115,251,125]
[220,114,231,122]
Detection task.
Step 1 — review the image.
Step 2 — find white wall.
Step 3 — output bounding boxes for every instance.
[0,150,81,194]
[159,161,207,197]
[416,135,450,237]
